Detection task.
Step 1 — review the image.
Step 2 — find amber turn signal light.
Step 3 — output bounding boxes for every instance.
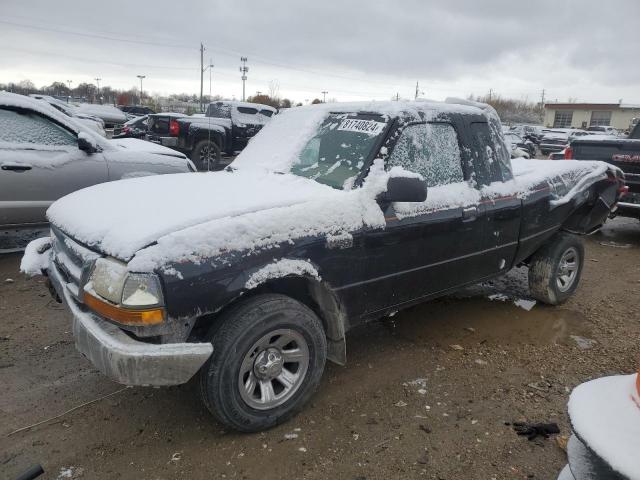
[84,291,165,325]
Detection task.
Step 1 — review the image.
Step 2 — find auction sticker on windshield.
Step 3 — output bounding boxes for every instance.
[338,119,385,135]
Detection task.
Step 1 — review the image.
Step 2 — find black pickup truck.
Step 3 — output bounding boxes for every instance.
[146,101,277,171]
[23,99,624,432]
[567,122,640,219]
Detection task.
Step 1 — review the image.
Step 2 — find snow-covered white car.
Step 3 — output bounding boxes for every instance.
[0,92,195,252]
[22,99,624,432]
[29,94,107,137]
[558,370,640,479]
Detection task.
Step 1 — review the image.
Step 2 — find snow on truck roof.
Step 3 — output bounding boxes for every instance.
[233,98,499,173]
[208,100,277,112]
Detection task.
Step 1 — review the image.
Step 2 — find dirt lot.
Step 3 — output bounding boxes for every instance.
[1,218,639,480]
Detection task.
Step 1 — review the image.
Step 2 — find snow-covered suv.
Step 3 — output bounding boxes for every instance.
[0,92,195,252]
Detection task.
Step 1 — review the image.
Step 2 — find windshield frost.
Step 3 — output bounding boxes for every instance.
[290,113,388,189]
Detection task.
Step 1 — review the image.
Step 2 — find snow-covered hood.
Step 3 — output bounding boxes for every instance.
[47,168,341,262]
[109,138,187,158]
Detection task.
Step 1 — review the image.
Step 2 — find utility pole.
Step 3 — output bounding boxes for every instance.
[94,77,101,104]
[137,75,145,106]
[540,88,546,108]
[200,43,205,112]
[488,88,493,102]
[321,91,328,103]
[396,92,400,101]
[415,81,419,100]
[66,80,72,103]
[239,57,248,102]
[202,58,214,110]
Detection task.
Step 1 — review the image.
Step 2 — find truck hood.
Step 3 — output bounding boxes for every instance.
[47,168,339,262]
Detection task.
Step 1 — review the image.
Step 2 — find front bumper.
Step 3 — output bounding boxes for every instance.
[47,256,212,387]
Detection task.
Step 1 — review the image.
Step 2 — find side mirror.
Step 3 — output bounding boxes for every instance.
[78,134,98,154]
[380,176,427,203]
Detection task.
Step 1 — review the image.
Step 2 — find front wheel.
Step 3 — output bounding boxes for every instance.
[528,233,584,305]
[198,294,327,432]
[191,139,222,171]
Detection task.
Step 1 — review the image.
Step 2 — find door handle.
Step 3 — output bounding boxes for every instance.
[462,206,478,222]
[1,163,32,171]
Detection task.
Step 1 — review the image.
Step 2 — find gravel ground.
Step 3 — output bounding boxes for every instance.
[1,217,639,480]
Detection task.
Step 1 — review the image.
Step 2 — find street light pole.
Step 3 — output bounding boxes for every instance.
[66,80,72,103]
[137,75,146,106]
[94,77,101,104]
[239,57,248,102]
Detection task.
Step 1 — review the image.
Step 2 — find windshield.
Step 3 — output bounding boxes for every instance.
[290,113,389,189]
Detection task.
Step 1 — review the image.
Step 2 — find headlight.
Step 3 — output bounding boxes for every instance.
[84,258,165,326]
[122,274,163,307]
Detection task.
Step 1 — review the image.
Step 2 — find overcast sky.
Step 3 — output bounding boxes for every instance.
[1,0,638,104]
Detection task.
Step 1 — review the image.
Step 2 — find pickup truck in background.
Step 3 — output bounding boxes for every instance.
[145,101,277,171]
[24,99,624,432]
[567,122,640,218]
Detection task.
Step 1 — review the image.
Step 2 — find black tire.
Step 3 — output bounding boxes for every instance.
[528,233,584,305]
[198,294,327,432]
[191,139,222,171]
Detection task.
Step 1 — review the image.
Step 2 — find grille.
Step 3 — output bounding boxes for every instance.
[51,226,100,303]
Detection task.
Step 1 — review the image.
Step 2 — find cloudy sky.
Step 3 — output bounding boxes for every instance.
[1,0,638,104]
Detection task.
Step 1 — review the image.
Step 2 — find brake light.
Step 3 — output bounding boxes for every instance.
[169,119,179,136]
[123,126,130,134]
[564,147,573,160]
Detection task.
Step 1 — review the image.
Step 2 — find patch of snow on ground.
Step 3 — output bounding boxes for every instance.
[20,237,51,276]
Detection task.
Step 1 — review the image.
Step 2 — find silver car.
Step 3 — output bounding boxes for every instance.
[0,92,196,252]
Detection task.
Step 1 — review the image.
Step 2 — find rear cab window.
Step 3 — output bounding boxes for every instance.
[469,122,513,186]
[387,122,464,187]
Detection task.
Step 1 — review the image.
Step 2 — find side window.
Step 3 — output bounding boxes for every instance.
[470,122,513,185]
[387,123,463,187]
[0,108,76,146]
[236,107,258,115]
[260,109,274,117]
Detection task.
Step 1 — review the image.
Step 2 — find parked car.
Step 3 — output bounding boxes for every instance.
[540,129,571,155]
[587,125,618,135]
[510,124,544,144]
[0,92,195,252]
[567,122,640,219]
[23,99,623,432]
[557,369,639,479]
[172,101,277,170]
[29,94,106,137]
[120,105,156,117]
[112,115,148,139]
[504,132,535,158]
[74,103,128,131]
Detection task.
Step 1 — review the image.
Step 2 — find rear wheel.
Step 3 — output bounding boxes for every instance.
[198,294,327,432]
[528,233,584,305]
[191,139,222,171]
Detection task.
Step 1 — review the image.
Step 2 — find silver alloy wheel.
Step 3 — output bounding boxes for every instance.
[557,246,579,292]
[198,142,216,170]
[238,329,309,410]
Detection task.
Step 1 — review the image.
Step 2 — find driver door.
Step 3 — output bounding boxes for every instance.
[359,121,489,316]
[0,107,108,230]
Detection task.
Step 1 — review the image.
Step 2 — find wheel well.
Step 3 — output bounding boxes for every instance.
[194,131,224,151]
[191,276,347,365]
